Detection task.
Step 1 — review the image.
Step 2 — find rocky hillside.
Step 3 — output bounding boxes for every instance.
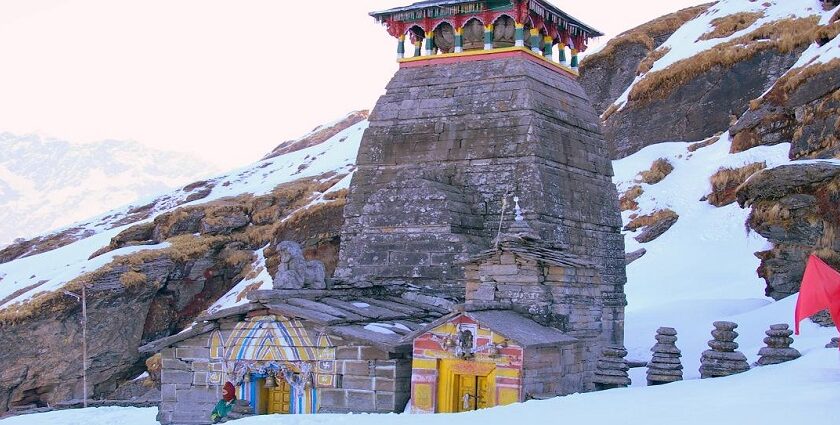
[583,0,838,159]
[0,112,367,412]
[580,0,839,301]
[0,134,218,247]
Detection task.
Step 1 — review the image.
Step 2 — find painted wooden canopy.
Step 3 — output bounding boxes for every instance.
[370,0,602,69]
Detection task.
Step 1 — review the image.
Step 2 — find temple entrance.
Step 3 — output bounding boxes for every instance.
[255,378,291,414]
[454,374,490,412]
[266,380,292,414]
[436,359,496,413]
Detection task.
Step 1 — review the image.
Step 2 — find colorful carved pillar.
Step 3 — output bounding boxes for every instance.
[397,35,406,59]
[455,27,464,53]
[414,37,423,57]
[515,22,525,47]
[529,28,541,53]
[484,24,494,50]
[425,31,435,56]
[543,36,553,58]
[571,48,579,69]
[558,42,568,65]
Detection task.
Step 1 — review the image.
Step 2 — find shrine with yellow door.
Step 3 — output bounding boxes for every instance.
[142,290,448,424]
[410,310,579,413]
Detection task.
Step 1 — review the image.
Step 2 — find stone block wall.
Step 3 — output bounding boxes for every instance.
[158,339,221,425]
[318,345,412,413]
[464,251,609,389]
[522,343,585,397]
[336,53,626,342]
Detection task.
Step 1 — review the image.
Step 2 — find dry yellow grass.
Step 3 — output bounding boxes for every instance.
[624,209,679,232]
[707,162,767,207]
[119,271,148,288]
[619,185,644,211]
[630,17,821,106]
[637,47,671,75]
[762,58,840,107]
[638,158,675,184]
[583,3,711,64]
[698,12,765,41]
[602,103,620,121]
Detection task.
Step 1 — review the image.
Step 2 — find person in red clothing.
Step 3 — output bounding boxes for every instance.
[210,382,237,423]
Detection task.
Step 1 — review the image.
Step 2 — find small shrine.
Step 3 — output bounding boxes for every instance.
[142,287,449,423]
[405,209,623,413]
[370,0,602,71]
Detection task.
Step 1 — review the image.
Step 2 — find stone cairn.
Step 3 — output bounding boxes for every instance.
[827,337,839,349]
[593,346,631,390]
[756,324,801,366]
[646,327,683,385]
[699,321,750,378]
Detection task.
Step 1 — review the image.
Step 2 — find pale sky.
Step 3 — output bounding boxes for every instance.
[0,0,709,169]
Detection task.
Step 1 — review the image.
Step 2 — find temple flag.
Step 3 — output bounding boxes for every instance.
[794,255,840,335]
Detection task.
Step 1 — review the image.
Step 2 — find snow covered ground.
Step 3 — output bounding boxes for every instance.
[3,347,837,424]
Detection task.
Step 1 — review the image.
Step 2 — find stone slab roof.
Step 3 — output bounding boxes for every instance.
[468,310,576,348]
[465,238,596,268]
[141,289,451,355]
[402,309,577,349]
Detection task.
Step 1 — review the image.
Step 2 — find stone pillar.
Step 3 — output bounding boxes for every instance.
[529,28,541,53]
[514,22,525,47]
[558,42,567,65]
[646,327,683,385]
[542,36,553,58]
[413,38,422,57]
[699,321,750,378]
[483,24,494,50]
[397,35,406,59]
[454,27,463,53]
[756,324,801,366]
[424,31,435,56]
[592,346,631,390]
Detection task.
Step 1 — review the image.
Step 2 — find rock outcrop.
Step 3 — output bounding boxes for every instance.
[606,46,805,158]
[737,162,840,299]
[0,175,348,412]
[262,111,369,159]
[579,4,712,114]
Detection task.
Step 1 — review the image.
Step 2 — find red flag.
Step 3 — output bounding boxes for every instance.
[794,255,840,335]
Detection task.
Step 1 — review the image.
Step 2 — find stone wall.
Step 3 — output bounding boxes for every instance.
[521,343,585,397]
[157,328,412,424]
[318,345,411,413]
[464,251,613,388]
[336,52,626,315]
[158,341,219,425]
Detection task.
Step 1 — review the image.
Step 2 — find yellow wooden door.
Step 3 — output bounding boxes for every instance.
[476,376,490,410]
[267,380,291,414]
[455,375,477,412]
[454,375,491,412]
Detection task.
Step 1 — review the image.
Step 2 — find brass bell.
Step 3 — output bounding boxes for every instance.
[264,374,277,388]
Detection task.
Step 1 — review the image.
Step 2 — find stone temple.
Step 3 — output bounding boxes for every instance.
[337,0,626,343]
[145,1,629,422]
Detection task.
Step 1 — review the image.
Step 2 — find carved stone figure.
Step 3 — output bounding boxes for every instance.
[272,241,326,289]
